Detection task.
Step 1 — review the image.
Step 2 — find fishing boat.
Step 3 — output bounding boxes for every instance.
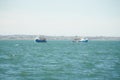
[79,38,88,42]
[72,37,88,43]
[35,35,47,43]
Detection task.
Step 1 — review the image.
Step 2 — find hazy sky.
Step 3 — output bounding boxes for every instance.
[0,0,120,36]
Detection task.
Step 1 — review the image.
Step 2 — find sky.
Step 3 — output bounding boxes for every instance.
[0,0,120,36]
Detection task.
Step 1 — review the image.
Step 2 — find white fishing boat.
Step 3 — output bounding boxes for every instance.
[79,38,88,42]
[35,35,47,43]
[72,37,88,42]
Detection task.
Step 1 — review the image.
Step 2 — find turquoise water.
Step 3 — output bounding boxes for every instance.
[0,40,120,80]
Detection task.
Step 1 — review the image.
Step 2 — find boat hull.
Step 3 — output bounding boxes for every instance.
[35,39,47,43]
[79,39,88,42]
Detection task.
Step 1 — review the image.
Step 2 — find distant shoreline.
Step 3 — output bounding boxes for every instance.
[0,35,120,40]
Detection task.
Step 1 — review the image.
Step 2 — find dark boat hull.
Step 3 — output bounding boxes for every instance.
[35,39,47,43]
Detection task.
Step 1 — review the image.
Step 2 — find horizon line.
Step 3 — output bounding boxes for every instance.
[0,34,120,37]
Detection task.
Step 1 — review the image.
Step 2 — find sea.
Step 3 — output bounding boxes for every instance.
[0,40,120,80]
